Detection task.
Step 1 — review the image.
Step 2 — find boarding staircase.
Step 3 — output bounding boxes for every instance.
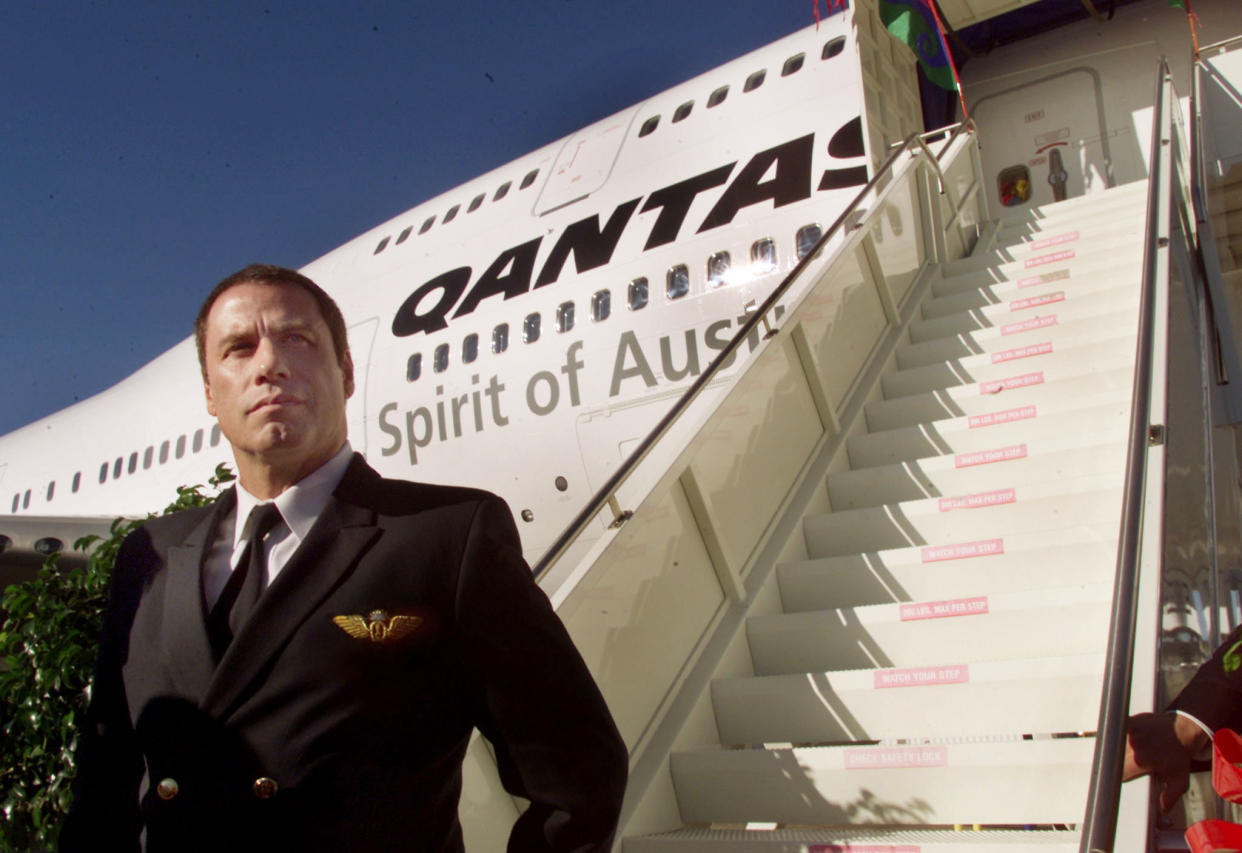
[622,177,1151,852]
[458,60,1235,850]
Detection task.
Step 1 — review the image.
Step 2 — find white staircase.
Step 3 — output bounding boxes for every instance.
[621,179,1152,851]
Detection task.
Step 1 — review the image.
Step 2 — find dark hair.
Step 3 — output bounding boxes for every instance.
[195,264,351,381]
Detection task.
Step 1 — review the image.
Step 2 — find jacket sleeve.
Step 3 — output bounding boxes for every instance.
[1171,623,1242,734]
[60,532,148,852]
[454,496,628,853]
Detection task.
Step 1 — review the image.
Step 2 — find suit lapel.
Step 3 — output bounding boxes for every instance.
[161,490,234,702]
[203,482,379,718]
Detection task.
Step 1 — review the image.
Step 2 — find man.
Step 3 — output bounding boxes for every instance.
[1124,625,1242,812]
[62,264,627,851]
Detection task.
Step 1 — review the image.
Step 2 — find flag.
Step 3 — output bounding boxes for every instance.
[878,0,957,91]
[1169,0,1186,7]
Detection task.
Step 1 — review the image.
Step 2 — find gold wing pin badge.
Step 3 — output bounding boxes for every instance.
[333,610,422,644]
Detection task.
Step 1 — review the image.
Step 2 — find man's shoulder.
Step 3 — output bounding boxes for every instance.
[340,456,503,517]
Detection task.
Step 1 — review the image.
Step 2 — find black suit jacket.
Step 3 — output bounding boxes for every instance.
[62,455,627,852]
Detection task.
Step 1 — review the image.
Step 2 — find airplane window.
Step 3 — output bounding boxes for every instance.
[822,37,845,60]
[433,343,449,373]
[176,435,186,459]
[782,53,805,76]
[373,236,390,255]
[707,86,729,108]
[493,181,512,201]
[673,101,693,123]
[10,494,17,513]
[160,440,170,464]
[22,489,30,510]
[99,462,108,484]
[998,164,1033,207]
[396,226,413,245]
[520,169,539,190]
[443,205,460,224]
[193,429,203,453]
[113,457,123,479]
[72,472,81,493]
[591,289,611,322]
[210,425,221,447]
[143,447,154,470]
[46,481,55,502]
[638,116,660,138]
[462,333,479,364]
[752,238,777,272]
[419,216,435,235]
[628,277,649,311]
[492,323,509,354]
[796,224,823,259]
[523,312,541,343]
[744,70,766,92]
[467,193,484,213]
[667,265,690,300]
[128,452,138,474]
[707,252,731,289]
[406,353,422,382]
[556,301,575,333]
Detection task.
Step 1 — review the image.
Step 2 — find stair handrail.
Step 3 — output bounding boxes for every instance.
[1079,57,1173,853]
[531,119,977,581]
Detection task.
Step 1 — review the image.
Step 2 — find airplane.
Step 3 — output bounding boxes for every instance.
[0,4,901,581]
[4,0,1242,847]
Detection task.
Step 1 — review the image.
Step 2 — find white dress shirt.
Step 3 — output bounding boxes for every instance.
[202,442,354,608]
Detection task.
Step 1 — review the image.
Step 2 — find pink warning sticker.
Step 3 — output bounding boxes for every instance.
[1024,249,1075,268]
[979,371,1045,394]
[1017,268,1071,288]
[921,538,1005,562]
[968,405,1036,429]
[900,599,989,622]
[992,342,1053,364]
[1009,292,1065,311]
[875,665,971,688]
[955,444,1028,467]
[938,488,1017,511]
[844,746,949,769]
[1001,315,1058,335]
[1028,230,1079,250]
[809,846,921,853]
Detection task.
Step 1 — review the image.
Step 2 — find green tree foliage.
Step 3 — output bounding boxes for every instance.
[0,465,234,852]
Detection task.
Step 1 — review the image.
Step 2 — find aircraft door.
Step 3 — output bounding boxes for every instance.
[535,107,640,215]
[344,317,379,455]
[972,67,1116,217]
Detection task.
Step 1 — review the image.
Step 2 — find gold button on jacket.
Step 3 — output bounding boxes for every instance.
[155,778,179,800]
[252,777,278,799]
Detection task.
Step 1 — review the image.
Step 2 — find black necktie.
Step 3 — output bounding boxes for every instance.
[208,503,283,660]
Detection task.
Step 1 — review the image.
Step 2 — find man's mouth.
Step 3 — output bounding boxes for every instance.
[249,394,301,414]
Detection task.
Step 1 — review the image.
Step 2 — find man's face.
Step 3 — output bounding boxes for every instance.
[202,282,353,476]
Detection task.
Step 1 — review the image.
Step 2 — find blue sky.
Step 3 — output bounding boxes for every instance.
[0,1,821,436]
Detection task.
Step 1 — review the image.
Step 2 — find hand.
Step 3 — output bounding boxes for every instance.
[1123,712,1209,811]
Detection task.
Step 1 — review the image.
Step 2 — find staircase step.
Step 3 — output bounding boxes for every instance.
[944,228,1142,278]
[746,584,1111,675]
[863,365,1134,431]
[992,180,1147,235]
[880,336,1133,399]
[804,474,1118,558]
[897,306,1134,368]
[920,267,1135,320]
[846,396,1128,469]
[712,653,1104,746]
[828,438,1127,509]
[669,738,1095,826]
[777,524,1118,610]
[627,827,1081,851]
[910,287,1136,342]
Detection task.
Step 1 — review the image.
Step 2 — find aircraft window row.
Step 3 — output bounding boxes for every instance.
[637,39,842,141]
[373,168,542,255]
[400,226,822,383]
[9,423,227,513]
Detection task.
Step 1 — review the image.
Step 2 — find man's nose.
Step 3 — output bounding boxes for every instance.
[255,337,290,381]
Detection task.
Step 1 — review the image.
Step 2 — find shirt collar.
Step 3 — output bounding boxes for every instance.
[232,441,354,552]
